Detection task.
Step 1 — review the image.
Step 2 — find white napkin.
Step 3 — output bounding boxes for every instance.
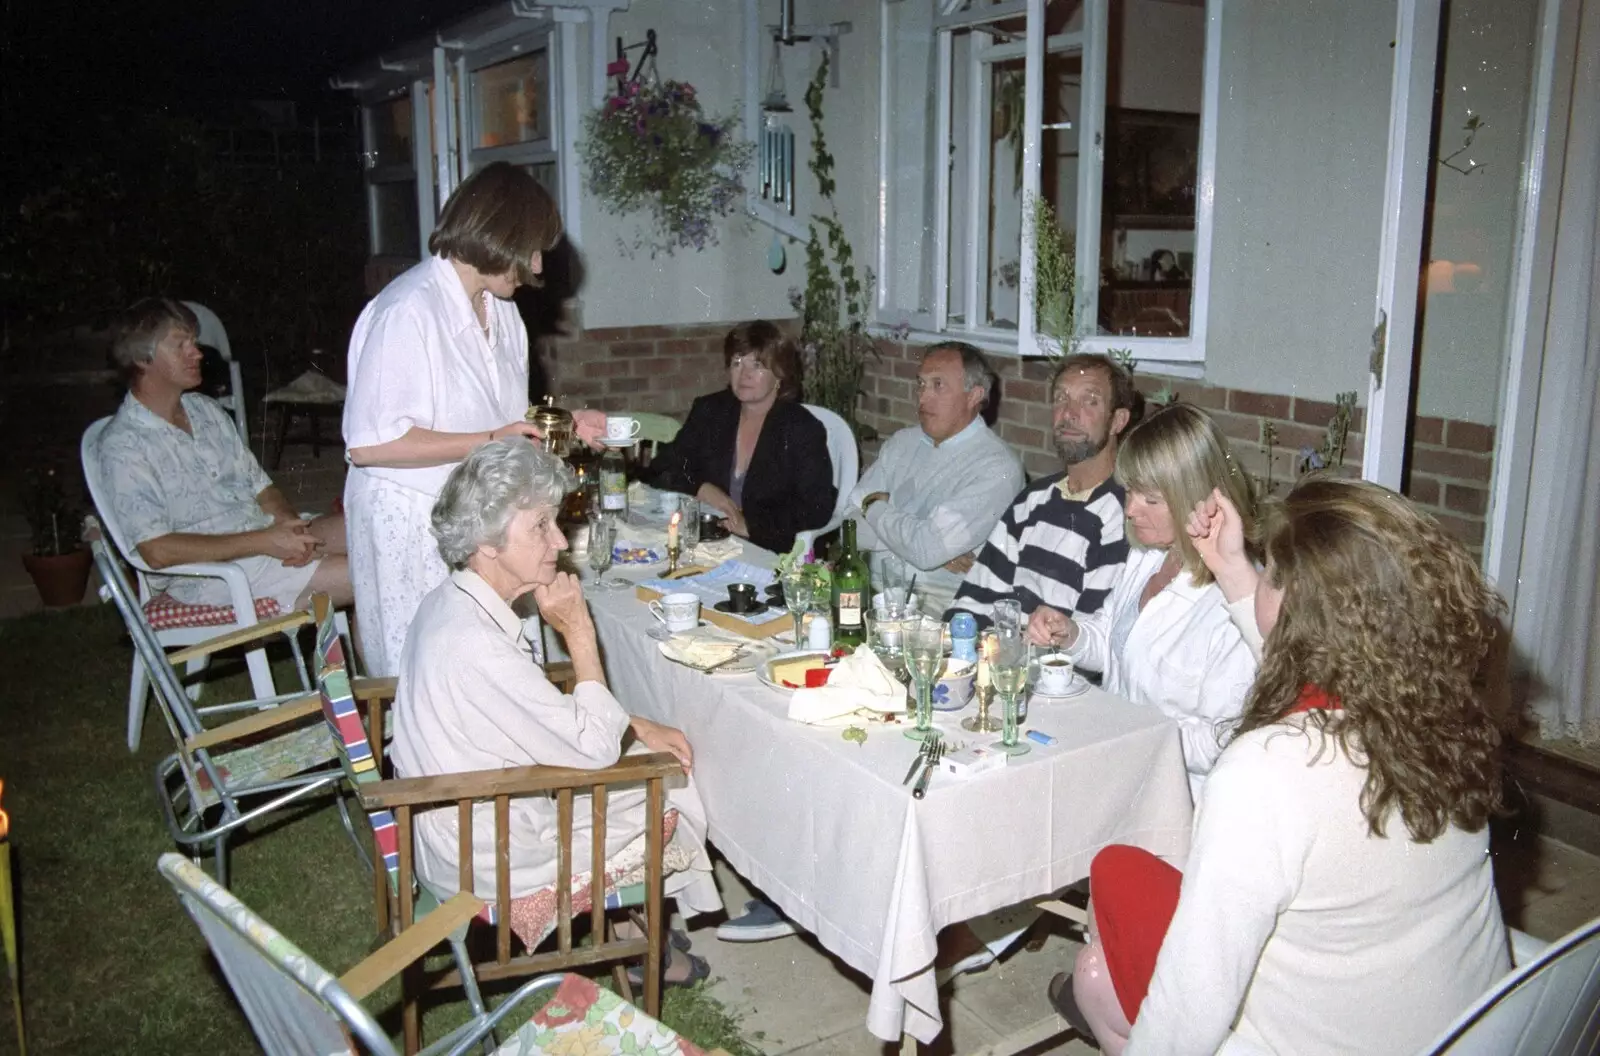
[787,649,909,726]
[691,538,743,565]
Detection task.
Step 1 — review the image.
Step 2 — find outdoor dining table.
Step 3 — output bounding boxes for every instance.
[579,544,1195,1046]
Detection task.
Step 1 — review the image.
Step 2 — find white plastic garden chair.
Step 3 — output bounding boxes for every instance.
[796,403,858,555]
[1417,917,1600,1054]
[181,300,248,441]
[81,417,312,750]
[157,851,725,1056]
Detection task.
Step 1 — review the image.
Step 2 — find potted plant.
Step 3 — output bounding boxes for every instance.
[20,464,91,607]
[579,79,753,256]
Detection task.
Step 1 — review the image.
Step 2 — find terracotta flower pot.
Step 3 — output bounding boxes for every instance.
[22,549,92,608]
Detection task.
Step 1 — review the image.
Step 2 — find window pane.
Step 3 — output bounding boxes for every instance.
[883,0,939,321]
[475,52,549,148]
[373,181,419,256]
[1096,0,1205,337]
[369,97,414,168]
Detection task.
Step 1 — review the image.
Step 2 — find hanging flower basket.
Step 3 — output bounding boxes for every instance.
[580,80,753,256]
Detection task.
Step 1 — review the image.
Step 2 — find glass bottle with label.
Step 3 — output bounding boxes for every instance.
[598,447,628,515]
[831,519,869,647]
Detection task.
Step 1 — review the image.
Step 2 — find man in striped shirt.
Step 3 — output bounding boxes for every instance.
[947,354,1138,632]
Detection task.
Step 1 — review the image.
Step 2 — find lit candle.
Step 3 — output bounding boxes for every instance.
[668,510,681,550]
[977,633,996,689]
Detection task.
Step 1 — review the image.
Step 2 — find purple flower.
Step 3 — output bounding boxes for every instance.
[787,287,806,313]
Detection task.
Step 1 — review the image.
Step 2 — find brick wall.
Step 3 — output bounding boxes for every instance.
[544,324,1497,552]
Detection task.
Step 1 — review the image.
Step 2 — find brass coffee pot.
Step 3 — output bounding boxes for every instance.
[526,396,574,458]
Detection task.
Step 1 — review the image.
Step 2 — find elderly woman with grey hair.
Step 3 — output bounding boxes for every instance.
[390,437,721,984]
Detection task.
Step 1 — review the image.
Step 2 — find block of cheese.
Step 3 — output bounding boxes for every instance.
[771,655,828,688]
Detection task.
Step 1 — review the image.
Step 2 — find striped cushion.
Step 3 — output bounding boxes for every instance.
[146,592,280,631]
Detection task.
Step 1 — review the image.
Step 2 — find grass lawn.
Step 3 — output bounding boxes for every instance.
[0,604,761,1055]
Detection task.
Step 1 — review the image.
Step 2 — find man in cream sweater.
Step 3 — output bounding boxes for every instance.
[846,342,1024,617]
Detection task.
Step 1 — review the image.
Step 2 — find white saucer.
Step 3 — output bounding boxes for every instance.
[647,620,708,641]
[601,437,641,448]
[1030,678,1091,702]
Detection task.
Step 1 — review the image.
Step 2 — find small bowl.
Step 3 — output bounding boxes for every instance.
[931,658,977,711]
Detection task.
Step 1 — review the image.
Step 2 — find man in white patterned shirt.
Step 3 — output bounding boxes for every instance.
[96,298,353,612]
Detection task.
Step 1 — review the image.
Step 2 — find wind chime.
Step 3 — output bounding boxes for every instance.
[760,30,795,218]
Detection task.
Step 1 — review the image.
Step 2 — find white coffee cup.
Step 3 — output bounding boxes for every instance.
[1036,652,1076,694]
[606,415,642,442]
[649,591,700,632]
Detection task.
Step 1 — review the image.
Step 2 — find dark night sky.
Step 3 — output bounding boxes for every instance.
[6,0,490,109]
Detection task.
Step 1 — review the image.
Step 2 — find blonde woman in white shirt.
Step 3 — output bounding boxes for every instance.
[343,163,604,674]
[1053,479,1510,1055]
[391,438,721,985]
[1031,403,1259,801]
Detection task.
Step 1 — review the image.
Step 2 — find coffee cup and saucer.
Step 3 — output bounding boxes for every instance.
[1032,651,1088,700]
[712,582,768,616]
[601,415,643,447]
[648,592,706,640]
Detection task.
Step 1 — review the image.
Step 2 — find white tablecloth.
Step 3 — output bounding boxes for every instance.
[585,565,1194,1043]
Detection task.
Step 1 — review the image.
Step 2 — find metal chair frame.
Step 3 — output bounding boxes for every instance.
[92,539,371,887]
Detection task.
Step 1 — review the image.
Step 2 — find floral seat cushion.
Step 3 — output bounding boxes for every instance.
[146,592,281,631]
[508,972,708,1056]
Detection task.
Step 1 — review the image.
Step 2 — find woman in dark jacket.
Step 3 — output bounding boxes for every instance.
[645,321,835,554]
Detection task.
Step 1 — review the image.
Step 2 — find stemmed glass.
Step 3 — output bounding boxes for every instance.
[990,631,1032,755]
[904,616,946,742]
[781,566,815,646]
[587,515,623,591]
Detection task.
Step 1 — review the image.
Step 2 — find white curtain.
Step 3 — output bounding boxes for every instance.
[1512,0,1600,744]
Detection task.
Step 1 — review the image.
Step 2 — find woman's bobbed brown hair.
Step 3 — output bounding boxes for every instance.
[723,320,803,402]
[429,162,564,287]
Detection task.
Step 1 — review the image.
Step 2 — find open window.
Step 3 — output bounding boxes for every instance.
[878,0,1220,368]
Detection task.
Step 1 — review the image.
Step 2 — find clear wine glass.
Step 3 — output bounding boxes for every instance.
[781,566,815,646]
[904,616,945,742]
[990,631,1032,755]
[588,515,622,591]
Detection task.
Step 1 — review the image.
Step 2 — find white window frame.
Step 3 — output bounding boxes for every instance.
[462,32,560,193]
[876,0,1223,372]
[360,81,433,258]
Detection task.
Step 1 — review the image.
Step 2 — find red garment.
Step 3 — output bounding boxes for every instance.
[1091,845,1184,1022]
[1092,686,1340,1022]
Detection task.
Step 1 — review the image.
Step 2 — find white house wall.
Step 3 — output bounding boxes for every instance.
[1201,0,1393,410]
[571,0,1528,428]
[573,0,881,330]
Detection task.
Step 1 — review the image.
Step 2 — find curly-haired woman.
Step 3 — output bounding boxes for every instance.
[1050,478,1511,1055]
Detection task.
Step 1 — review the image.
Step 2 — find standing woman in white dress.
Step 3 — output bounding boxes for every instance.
[343,162,602,674]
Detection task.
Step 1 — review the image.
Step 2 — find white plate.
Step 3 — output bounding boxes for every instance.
[755,649,834,692]
[658,636,780,676]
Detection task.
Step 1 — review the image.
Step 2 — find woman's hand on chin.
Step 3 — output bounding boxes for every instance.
[533,571,593,639]
[629,717,694,773]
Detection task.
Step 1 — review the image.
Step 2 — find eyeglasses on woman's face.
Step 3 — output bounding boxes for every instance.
[728,355,771,375]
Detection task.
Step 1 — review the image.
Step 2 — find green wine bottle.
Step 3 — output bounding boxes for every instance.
[831,519,870,647]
